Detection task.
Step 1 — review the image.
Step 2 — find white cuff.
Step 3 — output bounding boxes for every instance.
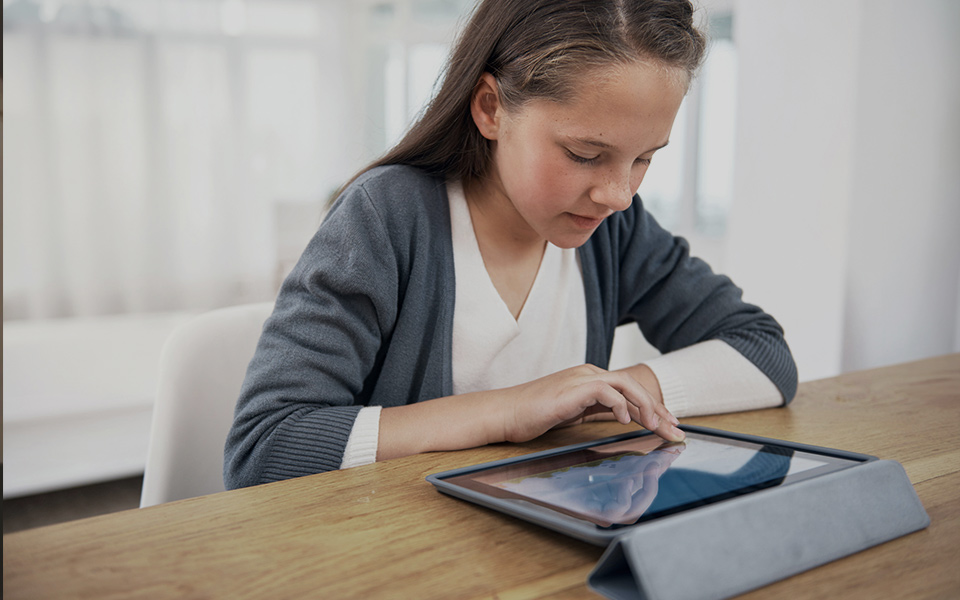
[340,406,382,469]
[643,340,782,418]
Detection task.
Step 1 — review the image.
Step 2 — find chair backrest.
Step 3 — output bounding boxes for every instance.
[140,302,273,507]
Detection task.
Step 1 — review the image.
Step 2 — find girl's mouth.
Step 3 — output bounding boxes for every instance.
[568,213,605,229]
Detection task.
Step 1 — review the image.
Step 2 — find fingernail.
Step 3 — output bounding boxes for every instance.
[668,413,679,426]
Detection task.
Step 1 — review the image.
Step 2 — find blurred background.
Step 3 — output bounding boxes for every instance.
[3,0,959,528]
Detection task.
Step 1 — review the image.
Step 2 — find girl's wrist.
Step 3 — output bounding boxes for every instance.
[483,389,513,445]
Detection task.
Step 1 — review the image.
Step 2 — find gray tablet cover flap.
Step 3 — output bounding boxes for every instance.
[588,459,929,600]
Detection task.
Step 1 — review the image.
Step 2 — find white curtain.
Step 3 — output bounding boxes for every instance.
[3,0,356,319]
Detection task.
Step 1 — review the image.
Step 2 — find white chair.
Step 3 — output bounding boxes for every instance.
[140,302,273,507]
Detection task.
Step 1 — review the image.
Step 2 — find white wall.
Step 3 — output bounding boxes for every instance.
[726,0,960,381]
[843,0,960,372]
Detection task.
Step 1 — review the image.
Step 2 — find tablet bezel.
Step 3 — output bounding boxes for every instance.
[426,425,874,546]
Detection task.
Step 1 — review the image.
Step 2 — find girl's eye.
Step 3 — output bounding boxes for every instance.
[635,157,652,167]
[565,149,599,165]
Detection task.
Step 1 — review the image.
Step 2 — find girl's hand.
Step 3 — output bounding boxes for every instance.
[502,364,684,443]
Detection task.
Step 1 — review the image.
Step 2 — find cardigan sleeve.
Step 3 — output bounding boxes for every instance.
[223,181,401,489]
[614,199,798,404]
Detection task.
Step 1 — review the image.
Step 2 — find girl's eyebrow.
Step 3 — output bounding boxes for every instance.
[570,136,670,154]
[571,137,615,149]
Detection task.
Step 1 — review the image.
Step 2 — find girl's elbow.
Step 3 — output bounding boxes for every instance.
[223,443,262,490]
[778,361,799,407]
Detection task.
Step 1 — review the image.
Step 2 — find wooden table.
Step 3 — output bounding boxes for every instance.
[5,354,959,599]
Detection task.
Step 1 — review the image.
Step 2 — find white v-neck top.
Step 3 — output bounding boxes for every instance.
[447,180,587,395]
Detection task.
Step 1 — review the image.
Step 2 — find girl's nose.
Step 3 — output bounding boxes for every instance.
[590,171,634,213]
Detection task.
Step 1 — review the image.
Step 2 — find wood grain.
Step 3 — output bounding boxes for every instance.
[5,354,959,599]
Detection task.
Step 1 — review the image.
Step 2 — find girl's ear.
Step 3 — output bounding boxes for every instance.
[470,73,502,141]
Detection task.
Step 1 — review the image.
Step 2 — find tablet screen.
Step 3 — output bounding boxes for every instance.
[441,431,861,528]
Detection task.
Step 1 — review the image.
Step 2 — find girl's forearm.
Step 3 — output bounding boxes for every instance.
[377,363,675,463]
[377,390,508,461]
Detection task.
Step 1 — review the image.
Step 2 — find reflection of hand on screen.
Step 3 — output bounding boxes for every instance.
[501,443,684,525]
[564,446,682,523]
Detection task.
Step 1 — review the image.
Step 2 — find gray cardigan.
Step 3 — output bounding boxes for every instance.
[224,165,797,489]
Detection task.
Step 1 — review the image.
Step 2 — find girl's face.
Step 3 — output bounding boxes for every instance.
[476,61,687,249]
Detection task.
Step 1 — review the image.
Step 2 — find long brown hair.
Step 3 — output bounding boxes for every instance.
[350,0,706,190]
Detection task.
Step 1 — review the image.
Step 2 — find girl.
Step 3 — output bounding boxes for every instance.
[224,0,797,489]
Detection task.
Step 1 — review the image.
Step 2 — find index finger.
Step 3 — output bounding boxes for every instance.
[603,371,684,441]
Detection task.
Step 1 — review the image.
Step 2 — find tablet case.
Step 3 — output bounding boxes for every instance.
[587,458,930,600]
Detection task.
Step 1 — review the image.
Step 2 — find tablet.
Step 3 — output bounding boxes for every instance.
[426,425,872,545]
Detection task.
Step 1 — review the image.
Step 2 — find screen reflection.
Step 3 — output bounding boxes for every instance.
[492,439,795,527]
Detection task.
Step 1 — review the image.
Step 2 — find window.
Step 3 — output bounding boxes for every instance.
[357,0,471,154]
[642,12,737,238]
[2,0,737,319]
